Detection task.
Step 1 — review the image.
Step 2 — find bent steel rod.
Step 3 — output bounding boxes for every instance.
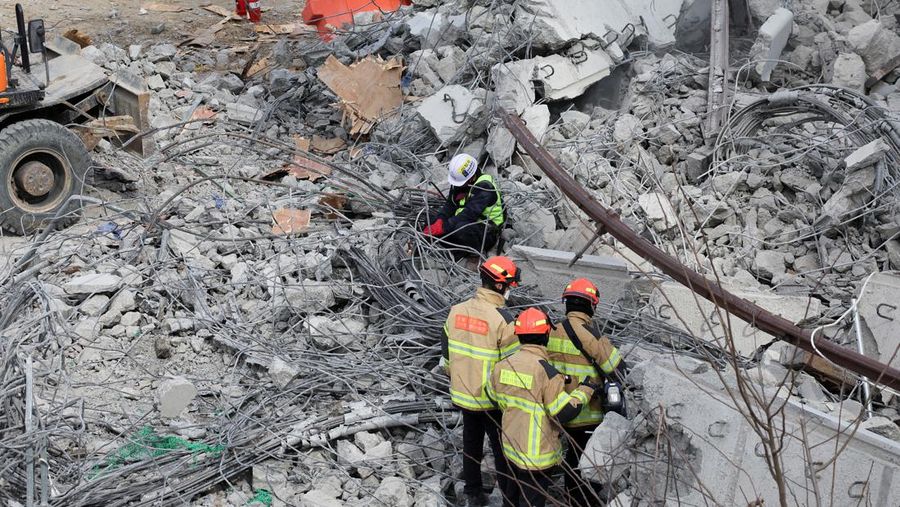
[500,109,900,392]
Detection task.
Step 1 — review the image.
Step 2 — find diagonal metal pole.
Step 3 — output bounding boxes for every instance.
[500,109,900,392]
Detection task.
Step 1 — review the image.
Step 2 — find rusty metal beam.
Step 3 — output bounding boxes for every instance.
[500,110,900,392]
[705,0,730,140]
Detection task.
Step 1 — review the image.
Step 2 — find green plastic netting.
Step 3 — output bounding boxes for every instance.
[91,426,225,478]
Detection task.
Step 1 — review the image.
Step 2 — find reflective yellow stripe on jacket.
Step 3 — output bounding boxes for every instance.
[487,380,586,469]
[454,174,504,226]
[547,317,622,428]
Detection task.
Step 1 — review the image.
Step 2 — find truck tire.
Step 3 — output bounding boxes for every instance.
[0,119,92,235]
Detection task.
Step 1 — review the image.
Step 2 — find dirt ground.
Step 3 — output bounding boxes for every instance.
[0,0,304,48]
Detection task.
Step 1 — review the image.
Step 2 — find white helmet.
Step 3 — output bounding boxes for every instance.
[448,154,478,187]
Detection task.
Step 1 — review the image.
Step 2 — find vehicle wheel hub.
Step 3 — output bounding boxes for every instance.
[14,161,55,198]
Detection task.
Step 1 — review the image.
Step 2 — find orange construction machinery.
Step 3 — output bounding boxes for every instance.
[302,0,410,38]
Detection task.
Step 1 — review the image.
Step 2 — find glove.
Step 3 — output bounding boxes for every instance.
[579,378,602,397]
[423,219,445,237]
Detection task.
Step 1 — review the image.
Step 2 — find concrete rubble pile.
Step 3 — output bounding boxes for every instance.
[1,0,900,505]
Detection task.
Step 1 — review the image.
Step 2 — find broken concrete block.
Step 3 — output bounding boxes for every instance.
[647,281,821,357]
[106,289,137,317]
[832,53,867,93]
[269,357,298,389]
[487,125,516,166]
[80,295,110,317]
[337,440,366,467]
[373,477,410,507]
[638,193,678,231]
[520,105,550,143]
[157,376,197,418]
[64,273,123,295]
[819,166,875,225]
[579,412,632,484]
[613,114,643,143]
[226,102,262,125]
[491,60,536,114]
[848,20,900,80]
[147,74,165,91]
[751,8,794,81]
[252,460,292,507]
[306,315,366,349]
[74,318,100,340]
[406,10,466,49]
[120,311,142,327]
[299,489,343,507]
[754,250,787,280]
[168,229,216,270]
[416,85,487,144]
[844,138,889,170]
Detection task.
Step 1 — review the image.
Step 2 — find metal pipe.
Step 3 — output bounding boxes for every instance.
[852,298,873,419]
[25,355,34,507]
[500,109,900,392]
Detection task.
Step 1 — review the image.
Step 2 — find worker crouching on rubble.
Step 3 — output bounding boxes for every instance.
[548,278,628,506]
[487,307,597,507]
[442,256,521,506]
[423,153,505,259]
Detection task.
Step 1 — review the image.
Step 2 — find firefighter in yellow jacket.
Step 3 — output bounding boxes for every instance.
[442,255,521,506]
[487,307,597,507]
[548,278,627,506]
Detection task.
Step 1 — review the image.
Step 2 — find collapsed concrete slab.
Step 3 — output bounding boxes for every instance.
[647,281,822,357]
[510,245,638,319]
[492,48,613,108]
[416,85,487,144]
[512,0,682,50]
[581,355,900,504]
[535,49,614,101]
[857,273,900,398]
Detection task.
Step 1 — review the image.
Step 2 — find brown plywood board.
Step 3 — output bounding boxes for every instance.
[317,55,403,135]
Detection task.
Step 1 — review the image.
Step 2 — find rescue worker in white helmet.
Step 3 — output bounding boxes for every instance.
[441,255,521,506]
[423,153,505,258]
[487,307,598,507]
[548,278,628,506]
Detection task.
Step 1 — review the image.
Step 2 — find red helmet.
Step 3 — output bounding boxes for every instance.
[515,308,551,335]
[563,278,599,306]
[480,256,520,287]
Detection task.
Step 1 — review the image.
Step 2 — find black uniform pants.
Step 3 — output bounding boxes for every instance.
[439,222,499,259]
[462,409,510,499]
[562,426,605,506]
[502,465,558,507]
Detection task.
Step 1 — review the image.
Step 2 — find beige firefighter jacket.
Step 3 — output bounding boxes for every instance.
[487,344,594,470]
[547,311,622,428]
[442,288,518,411]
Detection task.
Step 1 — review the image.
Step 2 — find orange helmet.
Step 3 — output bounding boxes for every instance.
[514,308,551,335]
[563,278,599,306]
[480,256,520,287]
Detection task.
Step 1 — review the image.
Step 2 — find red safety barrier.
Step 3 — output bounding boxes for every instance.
[302,0,410,38]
